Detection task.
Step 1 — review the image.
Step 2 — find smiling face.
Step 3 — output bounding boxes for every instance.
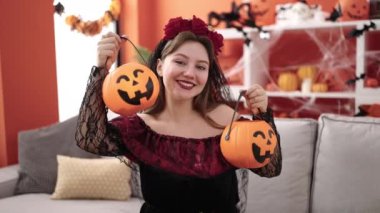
[340,0,369,21]
[157,41,210,101]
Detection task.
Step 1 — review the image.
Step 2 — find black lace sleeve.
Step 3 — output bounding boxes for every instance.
[75,66,127,157]
[249,108,282,178]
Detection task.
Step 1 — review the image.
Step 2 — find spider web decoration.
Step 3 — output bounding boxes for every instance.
[224,26,380,119]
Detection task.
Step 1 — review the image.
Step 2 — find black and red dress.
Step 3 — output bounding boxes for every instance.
[75,66,282,213]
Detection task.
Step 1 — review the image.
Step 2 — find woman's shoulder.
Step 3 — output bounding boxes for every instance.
[208,104,239,126]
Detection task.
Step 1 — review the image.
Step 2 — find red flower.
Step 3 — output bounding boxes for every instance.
[190,16,208,35]
[162,16,224,55]
[208,31,224,55]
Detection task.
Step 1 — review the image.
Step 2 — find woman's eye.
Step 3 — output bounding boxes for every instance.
[174,60,185,65]
[196,65,207,71]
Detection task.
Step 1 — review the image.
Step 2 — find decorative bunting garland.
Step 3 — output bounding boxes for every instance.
[54,0,121,36]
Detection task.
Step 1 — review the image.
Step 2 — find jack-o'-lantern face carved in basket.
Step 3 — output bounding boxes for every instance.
[116,69,154,105]
[339,0,369,21]
[102,63,160,116]
[220,120,278,168]
[252,127,276,164]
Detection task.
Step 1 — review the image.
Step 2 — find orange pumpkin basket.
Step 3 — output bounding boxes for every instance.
[220,91,278,168]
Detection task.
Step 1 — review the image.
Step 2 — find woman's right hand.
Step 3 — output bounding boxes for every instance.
[97,32,122,70]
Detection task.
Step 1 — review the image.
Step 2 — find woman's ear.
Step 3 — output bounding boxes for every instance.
[156,59,163,77]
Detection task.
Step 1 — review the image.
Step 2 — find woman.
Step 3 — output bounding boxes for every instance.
[76,16,281,213]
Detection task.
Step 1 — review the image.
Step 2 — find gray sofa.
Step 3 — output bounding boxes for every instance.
[0,114,380,213]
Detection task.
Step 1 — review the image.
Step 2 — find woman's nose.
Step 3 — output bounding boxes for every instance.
[182,66,195,78]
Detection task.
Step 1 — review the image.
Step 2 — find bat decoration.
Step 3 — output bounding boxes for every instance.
[54,2,65,16]
[346,73,365,85]
[208,1,245,28]
[347,21,376,38]
[326,5,342,22]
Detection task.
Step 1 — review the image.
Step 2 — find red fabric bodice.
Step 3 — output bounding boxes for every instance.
[110,115,235,178]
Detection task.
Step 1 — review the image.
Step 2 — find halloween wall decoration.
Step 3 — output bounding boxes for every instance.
[339,0,369,21]
[251,0,277,26]
[54,2,65,16]
[208,1,252,28]
[276,1,326,25]
[220,91,278,168]
[347,21,376,38]
[346,73,366,85]
[55,0,121,36]
[207,1,269,45]
[102,63,160,116]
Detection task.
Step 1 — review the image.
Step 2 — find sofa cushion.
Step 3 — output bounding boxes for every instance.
[246,118,318,213]
[15,116,98,194]
[311,114,380,212]
[0,165,19,199]
[51,155,131,200]
[0,193,143,213]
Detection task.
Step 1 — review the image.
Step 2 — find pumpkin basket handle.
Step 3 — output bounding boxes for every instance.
[103,35,148,68]
[225,89,263,141]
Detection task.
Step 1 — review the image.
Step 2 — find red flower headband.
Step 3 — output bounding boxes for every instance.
[163,16,224,55]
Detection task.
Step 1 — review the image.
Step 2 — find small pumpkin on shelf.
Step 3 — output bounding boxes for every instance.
[297,65,318,82]
[277,72,299,91]
[364,77,379,88]
[311,83,329,92]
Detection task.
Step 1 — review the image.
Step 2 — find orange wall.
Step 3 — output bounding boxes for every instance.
[0,51,6,166]
[0,1,59,167]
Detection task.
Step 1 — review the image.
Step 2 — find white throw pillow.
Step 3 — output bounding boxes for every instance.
[311,114,380,212]
[51,155,131,200]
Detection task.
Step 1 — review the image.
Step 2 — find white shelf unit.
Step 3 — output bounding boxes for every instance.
[218,19,380,113]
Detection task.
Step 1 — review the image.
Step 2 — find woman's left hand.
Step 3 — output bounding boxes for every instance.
[244,84,268,114]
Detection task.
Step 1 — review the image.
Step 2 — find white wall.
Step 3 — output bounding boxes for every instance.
[54,0,116,121]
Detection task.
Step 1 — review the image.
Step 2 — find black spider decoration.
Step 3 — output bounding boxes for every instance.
[54,2,65,16]
[208,1,270,46]
[208,1,238,28]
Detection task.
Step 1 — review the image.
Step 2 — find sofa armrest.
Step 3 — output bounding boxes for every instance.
[0,164,19,199]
